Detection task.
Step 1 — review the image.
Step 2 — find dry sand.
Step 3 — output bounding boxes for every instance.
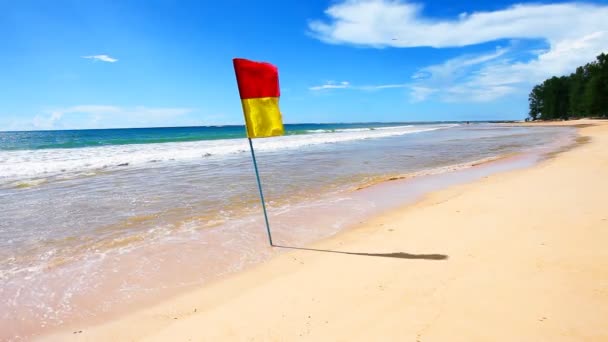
[42,120,608,341]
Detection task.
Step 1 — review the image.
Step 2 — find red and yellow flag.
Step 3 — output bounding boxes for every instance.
[233,58,284,138]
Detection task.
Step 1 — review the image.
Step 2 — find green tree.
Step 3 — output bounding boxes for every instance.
[540,77,569,120]
[568,66,588,118]
[527,52,608,120]
[528,84,544,120]
[584,53,608,116]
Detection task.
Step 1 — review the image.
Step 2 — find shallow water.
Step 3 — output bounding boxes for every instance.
[0,123,575,339]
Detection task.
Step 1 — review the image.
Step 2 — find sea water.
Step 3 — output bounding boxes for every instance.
[0,122,574,339]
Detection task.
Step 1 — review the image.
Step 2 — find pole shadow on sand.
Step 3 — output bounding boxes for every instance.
[273,245,448,260]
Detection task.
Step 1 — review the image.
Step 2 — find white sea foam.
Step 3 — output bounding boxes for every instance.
[305,125,414,133]
[0,124,456,183]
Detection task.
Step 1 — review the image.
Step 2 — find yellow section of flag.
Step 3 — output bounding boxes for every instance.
[240,97,284,138]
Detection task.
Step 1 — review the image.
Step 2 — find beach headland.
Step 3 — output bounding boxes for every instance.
[40,120,608,341]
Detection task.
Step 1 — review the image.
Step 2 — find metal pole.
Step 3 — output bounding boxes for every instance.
[247,138,274,246]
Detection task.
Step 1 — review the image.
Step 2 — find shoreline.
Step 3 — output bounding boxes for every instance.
[38,120,608,341]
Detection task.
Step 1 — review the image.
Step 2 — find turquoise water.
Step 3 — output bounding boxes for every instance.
[0,122,464,151]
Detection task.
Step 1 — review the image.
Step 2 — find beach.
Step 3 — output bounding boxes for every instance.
[2,122,576,339]
[37,120,608,341]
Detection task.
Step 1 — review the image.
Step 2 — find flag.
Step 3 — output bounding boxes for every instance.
[233,58,284,138]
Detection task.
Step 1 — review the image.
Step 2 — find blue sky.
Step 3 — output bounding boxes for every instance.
[1,0,607,130]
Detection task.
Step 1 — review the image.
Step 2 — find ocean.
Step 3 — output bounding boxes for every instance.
[0,122,575,339]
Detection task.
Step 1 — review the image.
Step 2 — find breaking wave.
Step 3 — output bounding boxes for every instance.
[0,124,456,184]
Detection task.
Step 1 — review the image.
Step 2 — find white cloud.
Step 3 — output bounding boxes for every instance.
[409,86,437,102]
[415,47,508,83]
[16,105,195,130]
[309,80,407,91]
[82,54,118,63]
[309,81,351,90]
[409,32,607,102]
[360,83,407,90]
[408,46,515,102]
[30,110,64,129]
[309,0,608,102]
[309,1,608,48]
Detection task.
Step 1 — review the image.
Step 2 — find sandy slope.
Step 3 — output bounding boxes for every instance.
[42,120,608,341]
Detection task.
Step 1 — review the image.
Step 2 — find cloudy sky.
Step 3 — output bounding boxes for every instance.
[1,0,607,130]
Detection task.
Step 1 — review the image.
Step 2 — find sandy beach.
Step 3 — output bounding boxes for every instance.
[41,120,608,341]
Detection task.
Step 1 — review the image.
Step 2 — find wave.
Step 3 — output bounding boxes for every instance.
[0,124,457,184]
[304,125,414,133]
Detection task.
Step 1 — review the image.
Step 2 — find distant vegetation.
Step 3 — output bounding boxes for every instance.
[528,53,608,120]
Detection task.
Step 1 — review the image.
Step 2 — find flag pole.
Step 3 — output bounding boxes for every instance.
[247,137,274,246]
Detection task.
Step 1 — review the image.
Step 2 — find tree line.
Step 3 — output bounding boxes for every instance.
[528,53,608,120]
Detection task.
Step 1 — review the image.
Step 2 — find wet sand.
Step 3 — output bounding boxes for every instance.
[41,120,608,341]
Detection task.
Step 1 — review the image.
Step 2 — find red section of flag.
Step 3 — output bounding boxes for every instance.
[233,58,280,99]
